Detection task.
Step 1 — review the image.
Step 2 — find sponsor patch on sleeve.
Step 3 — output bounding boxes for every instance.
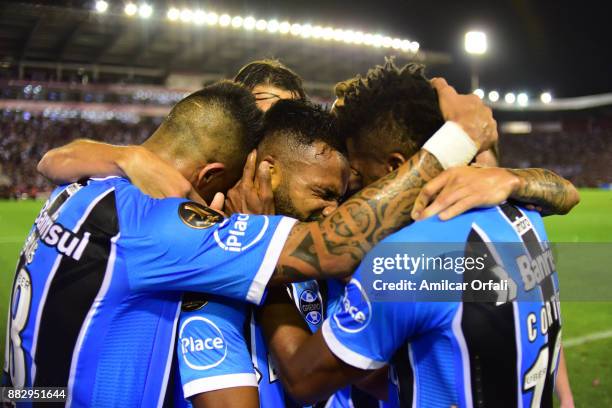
[178,201,224,229]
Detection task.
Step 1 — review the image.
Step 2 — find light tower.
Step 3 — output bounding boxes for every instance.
[464,31,487,91]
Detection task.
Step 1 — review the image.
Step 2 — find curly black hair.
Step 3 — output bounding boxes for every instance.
[260,98,346,156]
[335,60,444,157]
[234,59,306,100]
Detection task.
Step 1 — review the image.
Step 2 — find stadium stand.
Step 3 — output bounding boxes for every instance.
[1,96,611,198]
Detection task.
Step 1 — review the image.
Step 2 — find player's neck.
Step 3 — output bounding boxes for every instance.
[140,139,195,180]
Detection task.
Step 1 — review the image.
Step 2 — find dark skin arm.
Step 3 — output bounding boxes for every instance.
[354,367,391,401]
[191,387,259,408]
[257,288,364,404]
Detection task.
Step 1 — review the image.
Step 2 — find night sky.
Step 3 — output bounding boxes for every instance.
[214,0,611,97]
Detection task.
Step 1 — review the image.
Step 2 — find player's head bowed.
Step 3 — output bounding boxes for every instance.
[334,59,444,188]
[235,59,306,111]
[143,80,263,202]
[256,99,349,221]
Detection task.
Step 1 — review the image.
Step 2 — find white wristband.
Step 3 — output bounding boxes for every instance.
[422,121,478,169]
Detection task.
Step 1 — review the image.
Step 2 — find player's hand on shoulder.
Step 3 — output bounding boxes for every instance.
[119,145,207,204]
[431,77,498,152]
[224,150,275,215]
[411,166,520,221]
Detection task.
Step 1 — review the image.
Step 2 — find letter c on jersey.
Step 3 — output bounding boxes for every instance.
[179,316,227,370]
[334,278,372,333]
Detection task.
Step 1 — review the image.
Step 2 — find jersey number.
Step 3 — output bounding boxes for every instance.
[522,331,561,408]
[7,267,32,387]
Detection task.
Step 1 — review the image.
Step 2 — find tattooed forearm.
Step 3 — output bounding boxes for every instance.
[272,149,443,284]
[507,168,580,215]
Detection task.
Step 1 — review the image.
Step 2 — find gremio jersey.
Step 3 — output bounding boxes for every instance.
[2,177,295,407]
[323,204,561,408]
[175,279,399,408]
[174,280,337,408]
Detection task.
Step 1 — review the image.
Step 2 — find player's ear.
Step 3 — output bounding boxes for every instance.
[386,152,407,173]
[194,162,226,190]
[262,155,281,191]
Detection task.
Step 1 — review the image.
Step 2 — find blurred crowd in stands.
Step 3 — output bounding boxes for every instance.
[500,130,612,188]
[1,110,611,199]
[0,111,158,199]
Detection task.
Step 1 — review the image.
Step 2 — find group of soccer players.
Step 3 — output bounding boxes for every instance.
[3,58,580,407]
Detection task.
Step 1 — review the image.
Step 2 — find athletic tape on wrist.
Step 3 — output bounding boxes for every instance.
[423,121,478,169]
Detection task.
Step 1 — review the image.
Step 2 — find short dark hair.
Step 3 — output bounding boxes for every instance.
[160,80,263,165]
[335,60,444,157]
[234,59,306,100]
[260,99,346,156]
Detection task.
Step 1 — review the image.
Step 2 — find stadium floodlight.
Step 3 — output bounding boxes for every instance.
[206,12,218,25]
[517,92,529,107]
[322,27,334,40]
[473,89,485,99]
[505,92,516,104]
[342,30,356,43]
[300,24,313,38]
[232,16,243,28]
[279,21,291,34]
[290,23,302,36]
[124,3,138,16]
[193,10,206,25]
[465,31,486,90]
[256,19,268,31]
[157,8,420,55]
[243,16,256,30]
[138,3,153,19]
[464,31,487,55]
[167,7,180,21]
[180,8,193,23]
[219,14,231,26]
[267,20,279,33]
[540,92,553,104]
[95,0,109,13]
[372,34,384,48]
[333,29,344,42]
[353,31,364,45]
[488,90,500,102]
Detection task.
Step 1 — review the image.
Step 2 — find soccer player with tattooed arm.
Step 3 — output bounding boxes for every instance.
[255,64,577,408]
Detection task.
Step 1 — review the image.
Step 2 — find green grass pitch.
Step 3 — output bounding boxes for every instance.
[1,190,610,404]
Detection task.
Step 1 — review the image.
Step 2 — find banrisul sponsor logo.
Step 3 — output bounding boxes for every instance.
[214,214,269,252]
[33,209,90,262]
[179,316,227,370]
[22,183,83,264]
[334,278,372,333]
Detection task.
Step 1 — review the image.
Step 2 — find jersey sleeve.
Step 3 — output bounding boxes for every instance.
[117,190,296,304]
[322,222,458,370]
[176,297,257,400]
[322,270,412,370]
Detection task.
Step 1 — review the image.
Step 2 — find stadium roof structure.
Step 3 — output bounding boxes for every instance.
[0,1,451,96]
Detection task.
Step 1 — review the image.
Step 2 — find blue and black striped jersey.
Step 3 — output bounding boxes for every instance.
[324,204,561,408]
[2,177,296,407]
